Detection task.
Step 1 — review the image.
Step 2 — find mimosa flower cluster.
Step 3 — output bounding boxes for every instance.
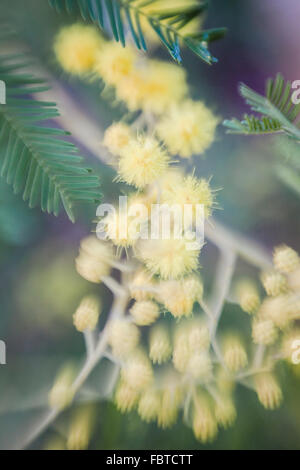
[46,24,300,449]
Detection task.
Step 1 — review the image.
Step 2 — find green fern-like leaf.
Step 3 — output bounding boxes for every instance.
[224,74,300,140]
[223,114,282,135]
[0,49,101,222]
[48,0,226,64]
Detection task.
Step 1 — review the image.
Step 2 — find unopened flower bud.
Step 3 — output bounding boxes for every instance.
[236,280,260,314]
[108,319,140,358]
[193,394,218,443]
[261,271,288,297]
[73,296,101,332]
[222,334,248,372]
[149,324,172,364]
[115,380,139,413]
[215,396,236,429]
[138,388,160,423]
[252,318,278,345]
[157,385,182,429]
[273,245,299,274]
[130,300,160,326]
[121,350,153,390]
[255,373,282,410]
[76,236,113,283]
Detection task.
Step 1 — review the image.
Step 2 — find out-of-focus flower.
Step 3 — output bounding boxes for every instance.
[130,300,160,326]
[76,236,114,283]
[94,41,136,86]
[273,245,300,274]
[108,319,140,359]
[54,24,103,75]
[157,100,218,158]
[118,135,169,189]
[73,296,101,332]
[222,334,248,372]
[103,122,133,156]
[235,279,260,315]
[149,324,172,364]
[192,393,218,443]
[255,373,282,410]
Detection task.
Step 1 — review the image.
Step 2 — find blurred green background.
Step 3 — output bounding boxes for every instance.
[0,0,299,450]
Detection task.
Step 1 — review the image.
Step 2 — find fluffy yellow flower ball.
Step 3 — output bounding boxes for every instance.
[118,136,169,189]
[136,236,200,280]
[162,173,214,219]
[139,61,188,115]
[54,24,103,75]
[115,60,187,114]
[157,100,219,158]
[94,41,136,86]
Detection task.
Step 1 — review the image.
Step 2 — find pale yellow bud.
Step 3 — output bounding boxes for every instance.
[108,319,140,358]
[138,388,160,423]
[67,405,94,450]
[236,280,260,314]
[159,280,194,318]
[255,373,282,410]
[215,396,236,429]
[157,386,182,429]
[261,271,288,296]
[188,319,210,353]
[121,350,153,390]
[252,318,278,345]
[49,365,75,410]
[129,268,157,302]
[76,236,113,283]
[193,394,218,443]
[187,352,212,381]
[223,334,248,372]
[73,296,101,332]
[172,330,190,373]
[149,324,172,364]
[258,296,291,330]
[130,300,160,326]
[273,245,299,274]
[115,380,139,413]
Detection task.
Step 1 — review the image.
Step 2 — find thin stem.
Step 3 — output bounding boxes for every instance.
[21,287,129,450]
[83,330,96,358]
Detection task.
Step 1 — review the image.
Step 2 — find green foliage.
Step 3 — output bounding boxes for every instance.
[224,114,282,135]
[0,30,101,223]
[224,74,300,140]
[224,74,300,197]
[49,0,226,64]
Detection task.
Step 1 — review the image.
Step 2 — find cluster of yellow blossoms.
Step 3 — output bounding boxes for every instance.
[236,244,300,381]
[49,24,300,449]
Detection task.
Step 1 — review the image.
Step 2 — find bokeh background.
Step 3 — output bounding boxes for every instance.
[0,0,299,450]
